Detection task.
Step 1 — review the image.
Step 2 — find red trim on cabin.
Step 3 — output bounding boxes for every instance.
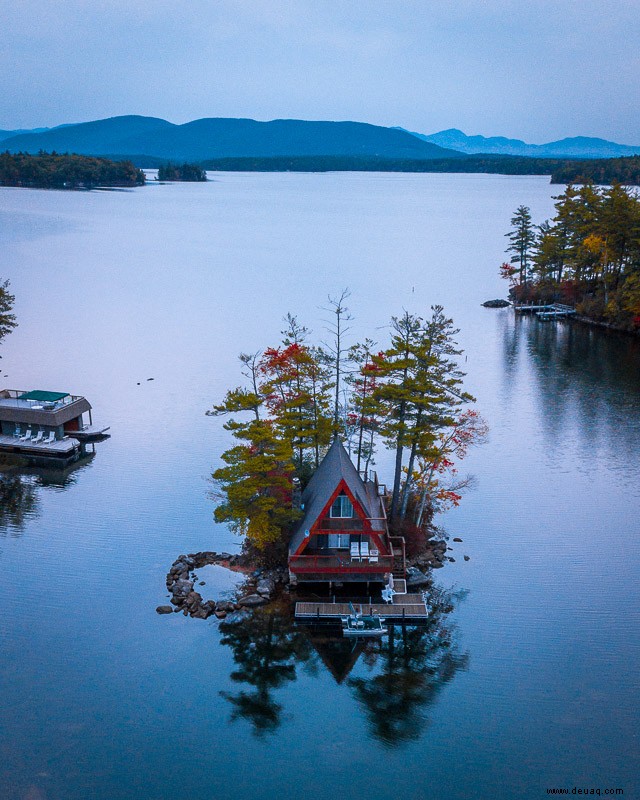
[293,478,389,557]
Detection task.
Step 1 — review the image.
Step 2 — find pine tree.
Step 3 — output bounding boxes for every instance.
[505,205,535,286]
[0,279,17,344]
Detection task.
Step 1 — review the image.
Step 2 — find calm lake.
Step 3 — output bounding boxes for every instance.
[0,173,639,800]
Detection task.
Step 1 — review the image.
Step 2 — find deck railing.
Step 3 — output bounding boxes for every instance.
[289,553,393,574]
[0,390,83,406]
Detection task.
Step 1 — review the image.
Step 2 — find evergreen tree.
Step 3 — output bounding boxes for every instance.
[0,279,17,344]
[505,205,535,286]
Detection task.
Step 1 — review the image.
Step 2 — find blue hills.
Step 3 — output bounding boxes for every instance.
[0,116,462,162]
[404,127,640,159]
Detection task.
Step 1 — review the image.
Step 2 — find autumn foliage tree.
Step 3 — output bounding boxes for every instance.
[500,185,640,329]
[211,301,483,555]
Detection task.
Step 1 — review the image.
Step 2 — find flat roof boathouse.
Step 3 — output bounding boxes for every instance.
[0,389,94,464]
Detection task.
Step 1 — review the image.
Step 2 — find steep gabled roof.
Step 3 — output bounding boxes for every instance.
[289,437,385,553]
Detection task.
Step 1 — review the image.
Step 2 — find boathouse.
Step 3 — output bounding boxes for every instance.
[288,437,406,585]
[0,389,94,464]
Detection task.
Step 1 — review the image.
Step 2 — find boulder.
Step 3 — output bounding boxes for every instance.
[171,578,194,597]
[156,605,173,615]
[256,578,276,597]
[482,299,510,308]
[406,568,430,588]
[186,591,203,607]
[239,594,268,607]
[464,555,470,561]
[192,606,213,620]
[453,537,463,542]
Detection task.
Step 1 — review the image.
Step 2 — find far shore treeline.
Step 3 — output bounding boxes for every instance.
[0,152,145,189]
[549,155,640,186]
[2,150,639,187]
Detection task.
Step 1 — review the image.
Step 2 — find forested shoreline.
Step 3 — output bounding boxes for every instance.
[502,185,640,332]
[0,152,145,189]
[551,156,640,186]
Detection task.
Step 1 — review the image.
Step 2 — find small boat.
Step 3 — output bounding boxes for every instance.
[341,603,388,638]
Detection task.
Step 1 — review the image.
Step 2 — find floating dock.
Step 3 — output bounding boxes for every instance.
[295,592,429,623]
[514,303,576,319]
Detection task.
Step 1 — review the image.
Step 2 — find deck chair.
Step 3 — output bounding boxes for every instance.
[350,542,361,562]
[360,541,370,562]
[31,430,44,444]
[43,431,56,445]
[19,428,32,442]
[369,548,379,564]
[13,426,21,439]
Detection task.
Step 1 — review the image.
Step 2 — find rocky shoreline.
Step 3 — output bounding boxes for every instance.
[157,550,289,620]
[156,535,468,620]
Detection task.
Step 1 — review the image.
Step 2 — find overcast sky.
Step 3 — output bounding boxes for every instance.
[2,0,639,143]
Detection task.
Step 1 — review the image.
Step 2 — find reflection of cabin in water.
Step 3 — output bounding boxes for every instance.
[288,437,406,586]
[0,389,100,465]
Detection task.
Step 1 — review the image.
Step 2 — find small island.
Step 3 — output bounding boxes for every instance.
[0,152,145,189]
[163,295,486,624]
[157,162,207,181]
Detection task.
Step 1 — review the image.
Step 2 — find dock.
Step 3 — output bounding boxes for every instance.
[295,592,430,622]
[0,434,82,465]
[514,303,576,319]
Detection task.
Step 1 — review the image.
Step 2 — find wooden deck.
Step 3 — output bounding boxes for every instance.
[0,433,78,455]
[514,302,576,319]
[295,592,429,621]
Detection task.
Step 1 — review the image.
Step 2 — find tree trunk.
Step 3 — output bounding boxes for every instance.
[390,400,406,522]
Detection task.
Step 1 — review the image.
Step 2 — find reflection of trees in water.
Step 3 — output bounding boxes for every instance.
[0,454,95,536]
[218,585,467,746]
[218,603,312,736]
[347,585,468,747]
[502,315,640,461]
[0,474,39,534]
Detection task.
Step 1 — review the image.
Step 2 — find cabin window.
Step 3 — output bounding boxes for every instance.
[327,533,351,549]
[330,494,353,518]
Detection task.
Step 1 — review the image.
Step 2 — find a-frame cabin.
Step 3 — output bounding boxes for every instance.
[288,437,405,585]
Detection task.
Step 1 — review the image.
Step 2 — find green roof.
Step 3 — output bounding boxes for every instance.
[19,390,70,402]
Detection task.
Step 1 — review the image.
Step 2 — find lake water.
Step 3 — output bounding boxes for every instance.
[0,173,639,800]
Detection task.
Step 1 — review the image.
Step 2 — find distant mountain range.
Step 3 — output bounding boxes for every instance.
[0,116,462,162]
[2,116,638,163]
[0,127,49,142]
[403,127,640,159]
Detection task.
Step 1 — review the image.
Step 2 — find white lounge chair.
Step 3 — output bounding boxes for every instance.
[350,542,361,562]
[361,541,370,562]
[369,548,379,564]
[19,428,32,442]
[13,426,21,439]
[43,431,56,445]
[31,430,44,444]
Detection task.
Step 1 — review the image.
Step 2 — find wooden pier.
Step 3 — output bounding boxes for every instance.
[514,303,576,319]
[295,592,429,622]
